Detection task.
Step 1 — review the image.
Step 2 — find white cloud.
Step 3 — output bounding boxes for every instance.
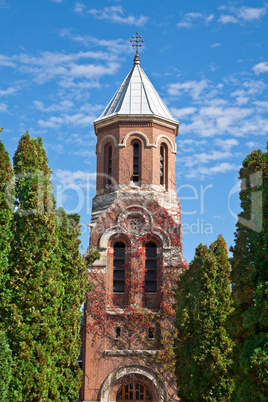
[34,100,74,113]
[51,0,63,3]
[53,169,95,188]
[218,15,239,24]
[177,12,214,28]
[38,112,98,128]
[219,5,267,24]
[246,141,257,149]
[253,62,268,75]
[168,79,209,100]
[77,5,149,26]
[0,51,120,88]
[186,162,239,179]
[0,102,8,112]
[74,2,86,14]
[170,107,197,119]
[211,43,221,48]
[0,87,17,96]
[214,138,239,151]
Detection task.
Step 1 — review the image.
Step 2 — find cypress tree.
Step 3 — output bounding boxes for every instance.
[0,130,14,325]
[7,132,64,401]
[55,208,89,400]
[230,146,268,400]
[174,235,233,401]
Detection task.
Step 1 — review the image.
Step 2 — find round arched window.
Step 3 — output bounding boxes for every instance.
[117,382,152,401]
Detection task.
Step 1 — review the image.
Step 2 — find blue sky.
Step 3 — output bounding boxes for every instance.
[1,0,267,262]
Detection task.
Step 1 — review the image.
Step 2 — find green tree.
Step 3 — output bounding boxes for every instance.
[7,132,64,401]
[0,130,14,327]
[230,146,268,401]
[174,235,233,401]
[0,330,13,402]
[55,208,97,400]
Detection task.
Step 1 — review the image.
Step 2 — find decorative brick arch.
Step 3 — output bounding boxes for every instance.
[97,134,118,154]
[99,364,168,402]
[155,135,177,154]
[119,131,156,149]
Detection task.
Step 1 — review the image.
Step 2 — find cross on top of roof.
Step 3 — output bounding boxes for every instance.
[130,32,144,65]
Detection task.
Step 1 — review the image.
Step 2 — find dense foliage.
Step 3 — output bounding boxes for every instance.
[174,235,234,401]
[0,330,13,402]
[2,132,94,401]
[0,130,14,326]
[230,146,268,400]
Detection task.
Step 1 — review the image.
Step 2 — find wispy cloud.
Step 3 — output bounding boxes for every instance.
[0,86,17,96]
[0,102,8,112]
[75,3,149,26]
[218,5,267,24]
[177,12,214,28]
[0,50,120,92]
[253,62,268,75]
[168,79,209,100]
[37,103,103,128]
[211,43,221,48]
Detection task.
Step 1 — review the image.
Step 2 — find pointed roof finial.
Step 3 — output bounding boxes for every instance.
[130,32,144,65]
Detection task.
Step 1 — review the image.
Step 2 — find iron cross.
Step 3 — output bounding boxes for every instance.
[130,32,144,55]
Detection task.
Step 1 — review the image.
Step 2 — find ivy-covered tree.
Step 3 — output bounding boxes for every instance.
[6,132,65,401]
[0,130,14,326]
[230,146,268,400]
[174,235,233,401]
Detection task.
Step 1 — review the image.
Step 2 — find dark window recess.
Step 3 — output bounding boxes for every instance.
[113,242,125,293]
[108,146,112,186]
[148,327,154,339]
[160,146,164,185]
[133,143,140,183]
[145,242,157,292]
[115,326,121,338]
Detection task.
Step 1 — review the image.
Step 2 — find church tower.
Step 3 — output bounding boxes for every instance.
[81,34,184,402]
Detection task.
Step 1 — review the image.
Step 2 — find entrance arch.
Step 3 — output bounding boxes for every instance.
[99,364,168,402]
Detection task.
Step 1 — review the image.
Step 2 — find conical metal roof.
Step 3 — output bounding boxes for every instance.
[95,56,178,124]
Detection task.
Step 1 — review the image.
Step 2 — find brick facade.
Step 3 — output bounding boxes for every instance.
[80,66,184,402]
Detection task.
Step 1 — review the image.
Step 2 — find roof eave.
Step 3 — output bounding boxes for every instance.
[94,113,179,136]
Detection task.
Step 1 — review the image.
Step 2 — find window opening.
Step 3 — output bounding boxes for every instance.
[145,242,157,292]
[113,242,125,293]
[148,327,154,339]
[108,145,112,186]
[117,382,152,401]
[115,327,121,338]
[133,142,140,183]
[160,144,167,187]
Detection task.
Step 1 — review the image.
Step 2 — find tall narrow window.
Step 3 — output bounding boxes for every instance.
[113,242,125,293]
[160,144,167,187]
[145,242,157,292]
[108,145,112,186]
[133,142,140,183]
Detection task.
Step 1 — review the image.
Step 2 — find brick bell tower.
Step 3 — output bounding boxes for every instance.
[81,33,184,402]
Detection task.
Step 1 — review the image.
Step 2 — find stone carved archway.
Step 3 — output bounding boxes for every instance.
[99,364,168,402]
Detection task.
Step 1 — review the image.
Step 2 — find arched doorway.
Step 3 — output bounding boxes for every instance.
[117,382,152,402]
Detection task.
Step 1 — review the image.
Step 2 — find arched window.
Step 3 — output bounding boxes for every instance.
[160,143,168,187]
[113,242,125,293]
[117,382,152,401]
[145,242,157,293]
[104,144,112,187]
[132,142,140,183]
